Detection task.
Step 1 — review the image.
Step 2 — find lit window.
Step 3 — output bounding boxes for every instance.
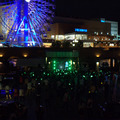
[109,43,114,46]
[51,35,55,39]
[65,35,75,40]
[56,35,64,40]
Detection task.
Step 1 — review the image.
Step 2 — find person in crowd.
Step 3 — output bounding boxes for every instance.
[13,88,19,102]
[0,82,2,98]
[27,80,32,96]
[19,86,24,103]
[5,84,12,100]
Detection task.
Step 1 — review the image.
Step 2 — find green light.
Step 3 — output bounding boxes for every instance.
[53,64,56,67]
[91,75,93,78]
[83,75,85,78]
[69,83,71,86]
[43,72,46,75]
[69,67,71,70]
[53,61,56,64]
[47,73,49,76]
[53,67,56,70]
[24,72,26,74]
[41,78,43,80]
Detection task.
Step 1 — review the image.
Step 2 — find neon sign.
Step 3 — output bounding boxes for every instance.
[75,28,87,32]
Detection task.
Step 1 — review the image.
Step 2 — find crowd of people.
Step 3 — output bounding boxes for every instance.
[0,66,120,120]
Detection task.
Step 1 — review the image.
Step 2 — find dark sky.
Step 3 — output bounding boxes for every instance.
[1,0,120,21]
[55,0,120,21]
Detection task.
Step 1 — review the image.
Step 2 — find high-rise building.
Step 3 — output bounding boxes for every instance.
[101,18,118,39]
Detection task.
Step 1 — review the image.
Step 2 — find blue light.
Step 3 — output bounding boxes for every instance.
[75,28,87,32]
[65,62,68,67]
[0,0,55,47]
[1,90,13,95]
[101,20,105,23]
[1,90,6,95]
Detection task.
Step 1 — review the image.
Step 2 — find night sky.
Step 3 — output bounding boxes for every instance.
[1,0,120,21]
[55,0,120,21]
[1,0,120,32]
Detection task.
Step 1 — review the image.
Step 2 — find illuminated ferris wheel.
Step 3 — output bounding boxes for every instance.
[0,0,55,47]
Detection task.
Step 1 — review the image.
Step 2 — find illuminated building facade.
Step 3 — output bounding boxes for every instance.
[44,17,117,48]
[0,14,119,48]
[101,18,118,39]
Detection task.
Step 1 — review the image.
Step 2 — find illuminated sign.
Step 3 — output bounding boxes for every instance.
[101,20,105,23]
[75,28,87,32]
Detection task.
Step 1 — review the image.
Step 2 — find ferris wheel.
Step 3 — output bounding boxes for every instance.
[0,0,55,47]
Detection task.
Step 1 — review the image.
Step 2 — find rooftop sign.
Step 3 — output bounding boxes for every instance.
[75,28,87,32]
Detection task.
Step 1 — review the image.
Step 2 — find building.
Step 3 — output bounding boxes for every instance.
[0,14,119,48]
[44,17,117,47]
[100,18,118,39]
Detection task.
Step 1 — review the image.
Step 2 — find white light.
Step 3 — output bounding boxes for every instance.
[25,0,30,2]
[73,62,75,65]
[96,62,99,66]
[0,44,3,47]
[73,44,75,46]
[60,66,63,69]
[73,39,78,43]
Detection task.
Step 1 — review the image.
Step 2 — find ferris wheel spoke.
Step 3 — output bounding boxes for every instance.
[0,0,55,47]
